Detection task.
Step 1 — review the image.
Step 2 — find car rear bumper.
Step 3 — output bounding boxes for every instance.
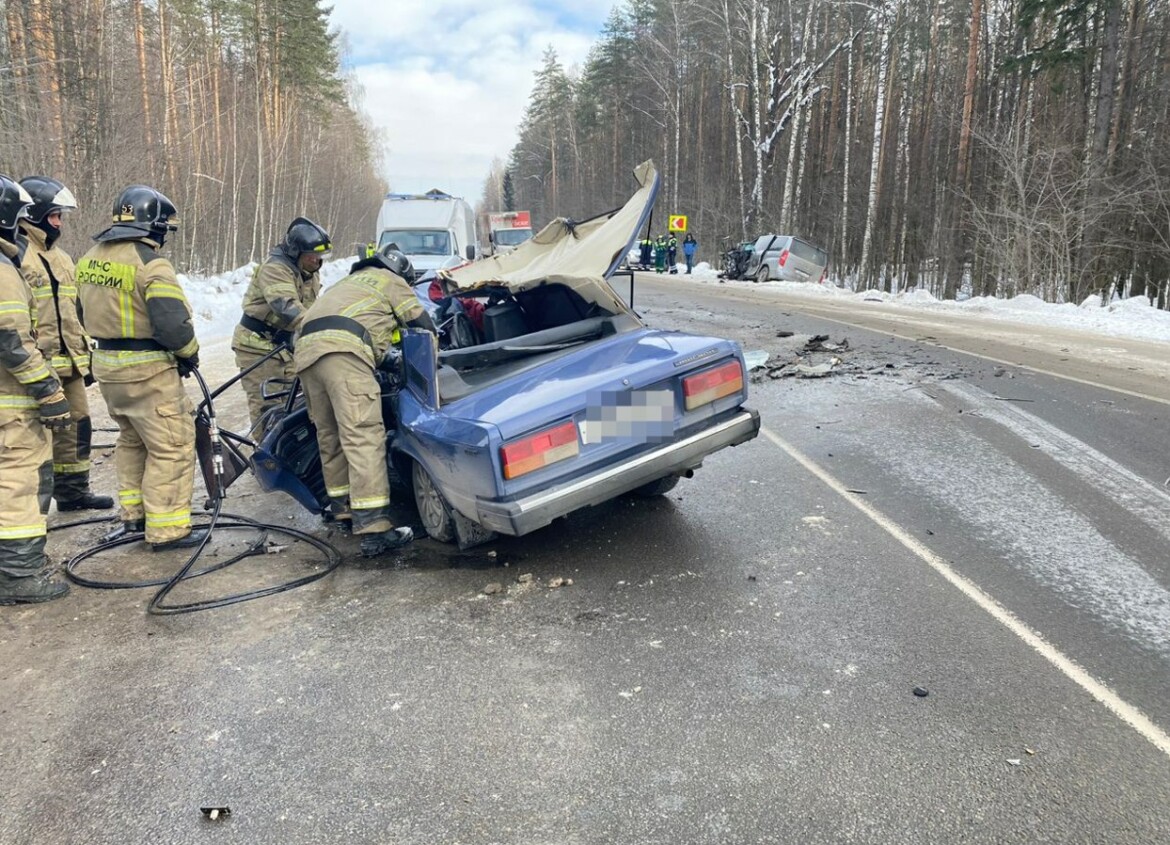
[476,408,761,536]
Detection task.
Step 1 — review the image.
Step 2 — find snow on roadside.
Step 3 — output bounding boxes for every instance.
[691,273,1170,344]
[179,252,1170,347]
[181,255,358,342]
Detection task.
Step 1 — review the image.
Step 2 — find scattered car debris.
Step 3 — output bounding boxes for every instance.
[1007,758,1022,766]
[776,330,794,338]
[517,573,534,584]
[804,335,850,353]
[483,583,504,595]
[912,686,929,697]
[744,350,770,370]
[200,807,231,821]
[795,361,839,378]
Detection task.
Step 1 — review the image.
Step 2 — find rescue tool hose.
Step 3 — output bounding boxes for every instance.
[57,361,343,614]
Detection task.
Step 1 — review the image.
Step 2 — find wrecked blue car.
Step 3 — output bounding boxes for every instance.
[249,161,760,548]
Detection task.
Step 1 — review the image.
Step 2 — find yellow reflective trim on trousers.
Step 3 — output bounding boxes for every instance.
[350,495,391,509]
[54,461,91,474]
[51,355,71,370]
[0,301,30,314]
[58,285,78,296]
[0,524,48,540]
[0,394,38,409]
[119,489,143,505]
[145,511,191,528]
[92,349,172,368]
[325,485,351,498]
[31,287,54,299]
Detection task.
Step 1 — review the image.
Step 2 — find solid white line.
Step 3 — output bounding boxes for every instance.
[760,424,1170,759]
[791,310,1170,406]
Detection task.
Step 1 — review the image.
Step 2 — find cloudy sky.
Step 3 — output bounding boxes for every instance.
[329,0,615,204]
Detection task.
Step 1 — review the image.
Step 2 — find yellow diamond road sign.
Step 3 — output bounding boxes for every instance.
[668,214,687,232]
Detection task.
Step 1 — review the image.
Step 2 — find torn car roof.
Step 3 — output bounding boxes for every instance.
[444,160,659,312]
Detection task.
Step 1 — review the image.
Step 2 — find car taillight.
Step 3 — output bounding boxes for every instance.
[501,420,579,480]
[778,249,789,267]
[683,360,744,411]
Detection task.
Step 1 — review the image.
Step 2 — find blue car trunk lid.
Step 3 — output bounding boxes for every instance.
[442,329,741,443]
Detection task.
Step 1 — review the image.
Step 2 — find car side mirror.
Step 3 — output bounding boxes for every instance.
[466,245,476,260]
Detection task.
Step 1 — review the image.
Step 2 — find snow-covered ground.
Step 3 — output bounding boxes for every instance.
[182,254,1170,346]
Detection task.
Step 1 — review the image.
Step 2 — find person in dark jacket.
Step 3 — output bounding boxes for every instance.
[667,234,679,274]
[638,236,653,270]
[683,233,698,274]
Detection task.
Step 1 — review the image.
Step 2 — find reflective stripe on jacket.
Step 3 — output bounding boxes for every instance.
[231,248,320,354]
[293,267,423,373]
[0,240,60,414]
[76,236,198,383]
[20,224,90,378]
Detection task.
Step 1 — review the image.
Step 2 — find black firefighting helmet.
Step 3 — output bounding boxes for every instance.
[112,185,180,240]
[0,174,35,244]
[377,243,414,281]
[284,217,332,259]
[20,176,78,245]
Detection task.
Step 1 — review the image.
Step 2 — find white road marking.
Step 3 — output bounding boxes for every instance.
[943,381,1170,541]
[760,424,1170,759]
[787,309,1170,406]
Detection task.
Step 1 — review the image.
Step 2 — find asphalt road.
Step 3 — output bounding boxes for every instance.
[1,275,1168,844]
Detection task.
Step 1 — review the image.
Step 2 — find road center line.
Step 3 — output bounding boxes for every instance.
[760,423,1170,759]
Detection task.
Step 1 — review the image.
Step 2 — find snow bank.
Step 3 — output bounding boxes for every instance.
[181,255,358,341]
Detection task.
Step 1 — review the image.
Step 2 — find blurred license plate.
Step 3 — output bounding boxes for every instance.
[579,389,674,445]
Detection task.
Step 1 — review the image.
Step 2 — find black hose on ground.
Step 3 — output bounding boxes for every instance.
[56,363,343,614]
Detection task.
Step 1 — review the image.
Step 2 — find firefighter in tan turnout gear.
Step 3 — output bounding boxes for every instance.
[232,217,330,429]
[293,247,434,557]
[0,175,72,604]
[19,176,114,512]
[76,185,206,551]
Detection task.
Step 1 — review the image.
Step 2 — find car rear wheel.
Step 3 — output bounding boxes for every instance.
[755,265,769,284]
[412,460,455,542]
[632,475,680,497]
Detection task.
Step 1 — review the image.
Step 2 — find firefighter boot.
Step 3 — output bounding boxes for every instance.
[0,537,69,605]
[150,528,210,553]
[54,472,115,512]
[103,519,145,542]
[359,527,414,558]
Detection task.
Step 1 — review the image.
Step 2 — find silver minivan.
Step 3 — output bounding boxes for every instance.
[748,234,828,283]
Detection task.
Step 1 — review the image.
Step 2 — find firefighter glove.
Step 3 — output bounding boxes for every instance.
[377,346,402,373]
[176,354,200,378]
[38,394,72,430]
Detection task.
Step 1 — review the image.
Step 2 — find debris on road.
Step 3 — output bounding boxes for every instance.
[483,583,504,595]
[912,686,929,697]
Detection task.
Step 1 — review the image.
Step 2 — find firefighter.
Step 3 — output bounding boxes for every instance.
[293,246,435,557]
[19,176,114,512]
[0,175,72,604]
[76,185,205,551]
[232,217,330,429]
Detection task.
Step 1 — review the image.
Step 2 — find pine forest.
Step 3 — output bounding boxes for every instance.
[0,0,385,271]
[491,0,1170,307]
